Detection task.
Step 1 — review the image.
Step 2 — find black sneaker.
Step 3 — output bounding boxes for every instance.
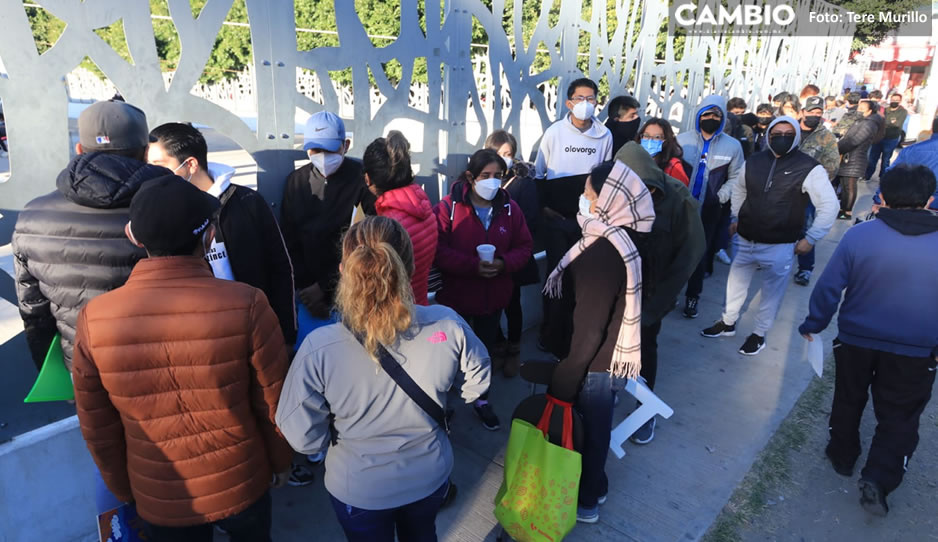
[630,418,656,445]
[474,402,501,431]
[701,320,736,338]
[825,446,854,477]
[858,478,889,516]
[288,462,315,487]
[793,270,811,286]
[683,297,699,319]
[739,333,766,355]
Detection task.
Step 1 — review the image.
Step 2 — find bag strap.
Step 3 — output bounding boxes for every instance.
[536,394,574,451]
[345,324,449,434]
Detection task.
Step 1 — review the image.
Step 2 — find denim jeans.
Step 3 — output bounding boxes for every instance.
[141,491,272,542]
[866,137,900,179]
[329,480,449,542]
[575,372,617,507]
[797,203,816,273]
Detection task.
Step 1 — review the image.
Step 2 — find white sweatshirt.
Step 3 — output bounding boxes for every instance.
[534,114,613,179]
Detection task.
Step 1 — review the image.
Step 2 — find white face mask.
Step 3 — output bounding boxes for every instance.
[578,194,596,218]
[572,101,596,121]
[474,178,501,201]
[173,159,193,183]
[501,156,513,171]
[310,152,345,178]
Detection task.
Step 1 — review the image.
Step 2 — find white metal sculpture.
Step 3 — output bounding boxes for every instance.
[0,0,853,211]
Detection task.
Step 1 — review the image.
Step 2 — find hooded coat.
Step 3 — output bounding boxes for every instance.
[614,142,706,324]
[12,152,171,369]
[800,208,938,358]
[375,183,439,305]
[433,181,533,316]
[677,95,745,209]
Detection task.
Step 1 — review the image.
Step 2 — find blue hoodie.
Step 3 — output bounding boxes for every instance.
[676,95,745,208]
[799,208,938,358]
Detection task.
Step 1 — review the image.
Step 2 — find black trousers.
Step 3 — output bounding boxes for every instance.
[828,341,937,495]
[540,216,581,357]
[838,175,859,214]
[639,321,663,391]
[461,312,501,401]
[141,491,272,542]
[686,202,729,299]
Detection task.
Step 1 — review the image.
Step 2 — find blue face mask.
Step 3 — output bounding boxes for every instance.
[640,138,664,156]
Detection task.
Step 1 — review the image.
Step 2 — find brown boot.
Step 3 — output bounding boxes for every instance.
[502,341,521,378]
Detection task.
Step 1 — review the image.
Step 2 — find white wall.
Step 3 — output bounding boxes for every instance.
[0,416,98,542]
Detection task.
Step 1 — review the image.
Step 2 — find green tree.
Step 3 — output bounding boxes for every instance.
[828,0,929,53]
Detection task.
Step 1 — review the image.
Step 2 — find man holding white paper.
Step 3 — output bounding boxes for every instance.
[798,164,938,518]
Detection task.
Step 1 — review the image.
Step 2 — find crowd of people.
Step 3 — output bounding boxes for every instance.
[9,74,937,540]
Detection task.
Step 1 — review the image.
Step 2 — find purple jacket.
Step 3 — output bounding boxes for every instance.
[433,181,533,316]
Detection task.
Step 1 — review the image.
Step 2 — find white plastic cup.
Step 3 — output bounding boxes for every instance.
[476,244,496,263]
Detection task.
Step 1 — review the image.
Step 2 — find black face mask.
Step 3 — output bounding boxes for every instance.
[802,116,822,130]
[606,117,641,143]
[757,116,773,126]
[889,101,900,109]
[699,118,722,134]
[769,134,796,156]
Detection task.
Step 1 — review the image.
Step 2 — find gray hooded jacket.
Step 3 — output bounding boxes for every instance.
[676,95,745,208]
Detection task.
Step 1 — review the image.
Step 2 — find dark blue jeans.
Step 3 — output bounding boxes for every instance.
[866,137,900,179]
[797,203,816,272]
[329,480,449,542]
[141,491,272,542]
[574,372,617,507]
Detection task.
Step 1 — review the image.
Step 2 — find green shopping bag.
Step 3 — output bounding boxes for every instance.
[24,334,74,402]
[494,395,581,542]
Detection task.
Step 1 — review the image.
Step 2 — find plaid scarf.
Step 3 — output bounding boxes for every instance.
[544,160,656,379]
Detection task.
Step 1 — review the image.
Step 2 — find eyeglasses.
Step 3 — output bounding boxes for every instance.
[641,134,665,141]
[570,95,597,104]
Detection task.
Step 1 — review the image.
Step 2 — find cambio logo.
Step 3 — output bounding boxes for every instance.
[565,146,596,155]
[674,3,796,27]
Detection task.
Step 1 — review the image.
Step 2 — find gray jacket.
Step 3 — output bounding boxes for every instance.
[677,95,745,208]
[276,304,491,509]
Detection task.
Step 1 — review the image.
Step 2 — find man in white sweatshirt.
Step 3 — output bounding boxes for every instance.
[533,78,613,356]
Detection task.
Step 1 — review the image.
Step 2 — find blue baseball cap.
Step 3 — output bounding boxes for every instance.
[303,111,346,152]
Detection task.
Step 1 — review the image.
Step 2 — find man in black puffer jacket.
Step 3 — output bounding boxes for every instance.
[12,100,170,371]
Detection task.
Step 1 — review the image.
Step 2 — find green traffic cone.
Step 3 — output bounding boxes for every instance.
[24,334,74,403]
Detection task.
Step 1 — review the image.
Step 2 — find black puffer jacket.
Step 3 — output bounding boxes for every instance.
[12,152,171,370]
[836,115,879,178]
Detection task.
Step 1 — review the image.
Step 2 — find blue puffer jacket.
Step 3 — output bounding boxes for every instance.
[871,134,938,211]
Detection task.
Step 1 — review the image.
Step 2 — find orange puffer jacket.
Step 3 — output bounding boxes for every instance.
[376,183,439,305]
[72,256,294,527]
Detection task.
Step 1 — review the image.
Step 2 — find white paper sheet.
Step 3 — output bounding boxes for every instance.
[806,335,823,377]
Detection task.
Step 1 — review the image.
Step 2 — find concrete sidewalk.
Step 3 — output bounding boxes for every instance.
[264,203,863,541]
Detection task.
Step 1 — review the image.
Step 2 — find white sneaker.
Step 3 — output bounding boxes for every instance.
[716,249,731,265]
[0,150,8,158]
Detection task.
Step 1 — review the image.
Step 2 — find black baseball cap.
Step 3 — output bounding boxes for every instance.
[79,100,149,152]
[128,175,219,254]
[804,96,824,112]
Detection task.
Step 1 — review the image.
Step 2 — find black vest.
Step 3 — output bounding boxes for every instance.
[738,149,818,244]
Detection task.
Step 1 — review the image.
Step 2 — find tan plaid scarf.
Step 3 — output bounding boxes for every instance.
[544,160,656,379]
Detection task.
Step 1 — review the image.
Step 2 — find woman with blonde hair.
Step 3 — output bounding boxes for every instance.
[277,216,491,542]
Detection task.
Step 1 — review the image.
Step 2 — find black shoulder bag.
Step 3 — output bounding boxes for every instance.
[346,326,450,434]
